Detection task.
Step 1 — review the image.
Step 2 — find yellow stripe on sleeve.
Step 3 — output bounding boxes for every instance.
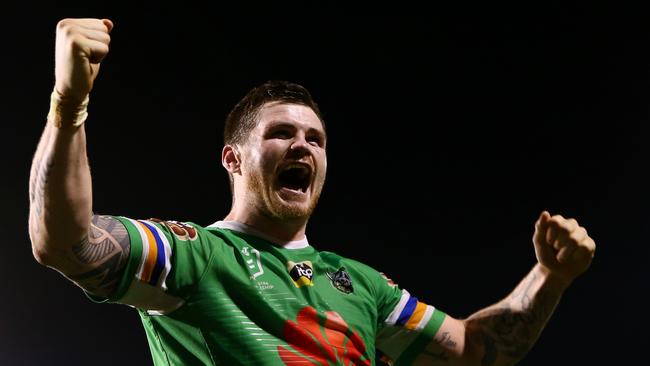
[405,302,427,330]
[136,221,158,283]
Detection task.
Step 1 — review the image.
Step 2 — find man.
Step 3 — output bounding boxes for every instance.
[29,18,596,366]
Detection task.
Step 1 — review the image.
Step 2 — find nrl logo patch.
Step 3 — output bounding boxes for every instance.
[326,268,353,294]
[287,261,314,288]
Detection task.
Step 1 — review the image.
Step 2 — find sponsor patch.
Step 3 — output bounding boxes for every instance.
[150,218,198,241]
[287,261,314,287]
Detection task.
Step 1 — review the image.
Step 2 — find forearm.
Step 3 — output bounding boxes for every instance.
[462,263,566,366]
[29,119,92,265]
[414,212,595,366]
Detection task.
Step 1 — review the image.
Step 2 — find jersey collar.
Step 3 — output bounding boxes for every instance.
[208,220,310,250]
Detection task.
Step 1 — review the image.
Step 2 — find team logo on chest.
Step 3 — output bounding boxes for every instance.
[241,246,264,280]
[287,261,314,287]
[326,268,354,294]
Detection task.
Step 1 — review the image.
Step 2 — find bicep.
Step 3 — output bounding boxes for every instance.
[61,215,131,298]
[412,315,480,366]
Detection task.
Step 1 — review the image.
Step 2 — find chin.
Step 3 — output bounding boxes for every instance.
[268,193,321,220]
[272,203,313,220]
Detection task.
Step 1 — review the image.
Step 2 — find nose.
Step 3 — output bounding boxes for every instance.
[287,136,311,158]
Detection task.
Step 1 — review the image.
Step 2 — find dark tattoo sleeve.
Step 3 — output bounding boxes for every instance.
[468,273,559,366]
[65,215,131,298]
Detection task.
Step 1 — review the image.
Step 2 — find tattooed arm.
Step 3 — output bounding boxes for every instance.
[411,212,596,366]
[28,19,125,298]
[61,215,130,297]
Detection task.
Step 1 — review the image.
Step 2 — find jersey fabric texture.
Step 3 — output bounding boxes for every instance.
[90,218,446,366]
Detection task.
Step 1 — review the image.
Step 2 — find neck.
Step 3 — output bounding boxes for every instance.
[224,207,308,242]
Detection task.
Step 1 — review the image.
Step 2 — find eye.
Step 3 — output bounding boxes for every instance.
[307,135,324,147]
[270,129,292,139]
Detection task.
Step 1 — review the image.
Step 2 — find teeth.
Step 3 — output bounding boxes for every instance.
[284,163,309,171]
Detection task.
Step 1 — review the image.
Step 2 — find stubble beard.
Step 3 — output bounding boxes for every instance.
[247,172,321,220]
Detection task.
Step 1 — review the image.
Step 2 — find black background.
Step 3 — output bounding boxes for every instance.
[1,3,648,365]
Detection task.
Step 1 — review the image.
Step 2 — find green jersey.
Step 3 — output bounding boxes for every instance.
[93,218,446,365]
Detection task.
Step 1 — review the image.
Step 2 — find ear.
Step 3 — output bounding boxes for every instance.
[222,145,241,174]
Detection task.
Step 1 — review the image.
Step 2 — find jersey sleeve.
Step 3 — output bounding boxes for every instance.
[87,216,217,315]
[372,271,447,366]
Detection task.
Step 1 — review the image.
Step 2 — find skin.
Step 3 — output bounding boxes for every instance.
[29,18,130,299]
[409,211,596,366]
[29,18,596,366]
[221,102,327,242]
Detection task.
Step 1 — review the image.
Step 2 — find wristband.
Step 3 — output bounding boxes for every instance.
[47,89,89,128]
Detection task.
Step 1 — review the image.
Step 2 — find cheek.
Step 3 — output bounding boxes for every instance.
[318,156,327,180]
[254,149,281,174]
[241,151,265,178]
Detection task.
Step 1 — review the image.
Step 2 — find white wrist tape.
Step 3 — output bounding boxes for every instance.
[47,89,89,128]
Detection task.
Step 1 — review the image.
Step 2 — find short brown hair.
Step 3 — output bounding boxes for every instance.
[223,80,325,145]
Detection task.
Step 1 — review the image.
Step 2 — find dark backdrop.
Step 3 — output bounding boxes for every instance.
[1,4,648,365]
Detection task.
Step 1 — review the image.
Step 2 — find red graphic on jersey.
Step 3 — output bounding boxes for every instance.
[278,306,371,366]
[150,218,197,241]
[379,272,397,288]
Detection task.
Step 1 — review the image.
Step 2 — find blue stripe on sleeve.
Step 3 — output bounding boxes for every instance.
[396,296,418,326]
[140,220,166,286]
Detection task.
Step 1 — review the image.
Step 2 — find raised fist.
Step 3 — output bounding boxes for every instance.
[54,18,113,103]
[533,211,596,286]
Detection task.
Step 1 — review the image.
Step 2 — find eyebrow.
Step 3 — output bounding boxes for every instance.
[266,121,327,139]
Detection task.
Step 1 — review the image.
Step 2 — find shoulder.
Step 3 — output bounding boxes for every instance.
[149,218,203,240]
[318,250,386,282]
[120,217,226,248]
[318,250,402,310]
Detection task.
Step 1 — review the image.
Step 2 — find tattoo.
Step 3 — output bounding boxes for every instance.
[472,273,558,365]
[72,216,124,263]
[421,331,456,361]
[66,215,130,297]
[29,153,54,229]
[436,331,457,349]
[480,332,497,366]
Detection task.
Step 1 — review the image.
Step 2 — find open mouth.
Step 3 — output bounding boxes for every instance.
[277,163,312,193]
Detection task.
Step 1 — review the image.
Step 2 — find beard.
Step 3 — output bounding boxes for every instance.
[247,171,322,220]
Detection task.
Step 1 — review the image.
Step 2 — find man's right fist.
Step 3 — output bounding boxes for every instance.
[54,18,113,104]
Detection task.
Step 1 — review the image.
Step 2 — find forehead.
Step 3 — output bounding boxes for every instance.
[256,102,324,132]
